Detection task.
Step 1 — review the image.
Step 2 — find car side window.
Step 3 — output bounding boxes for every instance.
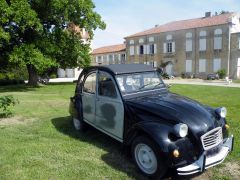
[83,72,96,94]
[98,72,117,98]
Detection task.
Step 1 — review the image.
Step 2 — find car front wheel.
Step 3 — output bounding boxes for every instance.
[131,136,167,179]
[72,117,85,131]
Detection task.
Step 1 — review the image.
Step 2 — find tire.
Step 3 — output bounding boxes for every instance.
[72,117,85,131]
[131,136,167,179]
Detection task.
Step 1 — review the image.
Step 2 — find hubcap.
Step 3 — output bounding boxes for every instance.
[134,143,157,174]
[73,118,81,130]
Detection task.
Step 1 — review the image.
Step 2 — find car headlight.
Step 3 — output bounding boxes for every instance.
[174,123,188,137]
[215,107,227,118]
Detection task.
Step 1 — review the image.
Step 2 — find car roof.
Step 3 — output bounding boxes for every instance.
[88,64,155,75]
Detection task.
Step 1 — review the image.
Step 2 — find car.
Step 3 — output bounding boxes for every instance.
[69,64,233,179]
[207,73,219,80]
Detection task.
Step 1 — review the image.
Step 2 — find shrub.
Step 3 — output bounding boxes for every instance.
[0,96,19,117]
[217,69,226,79]
[161,72,170,79]
[50,74,57,79]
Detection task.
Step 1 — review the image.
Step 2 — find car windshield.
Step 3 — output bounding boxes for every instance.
[116,71,165,94]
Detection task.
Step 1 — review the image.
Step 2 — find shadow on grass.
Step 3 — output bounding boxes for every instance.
[51,116,206,180]
[47,82,76,86]
[0,84,41,93]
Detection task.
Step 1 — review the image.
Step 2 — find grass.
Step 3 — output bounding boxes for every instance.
[0,83,239,179]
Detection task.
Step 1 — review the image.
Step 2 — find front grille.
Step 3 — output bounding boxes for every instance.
[201,127,223,150]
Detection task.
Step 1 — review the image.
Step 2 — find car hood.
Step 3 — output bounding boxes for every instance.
[125,92,221,138]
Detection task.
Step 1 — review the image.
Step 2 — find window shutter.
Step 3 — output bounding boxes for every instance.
[214,37,222,50]
[238,38,240,49]
[154,44,157,54]
[163,43,167,53]
[213,58,221,72]
[144,45,147,54]
[130,46,134,56]
[199,59,206,72]
[95,56,98,63]
[186,40,192,52]
[147,45,150,54]
[136,46,139,55]
[186,60,192,72]
[172,42,175,52]
[199,39,206,51]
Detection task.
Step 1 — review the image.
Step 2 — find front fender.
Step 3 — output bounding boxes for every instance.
[125,121,172,153]
[124,121,198,167]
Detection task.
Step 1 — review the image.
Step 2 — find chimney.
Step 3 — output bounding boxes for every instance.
[205,12,211,18]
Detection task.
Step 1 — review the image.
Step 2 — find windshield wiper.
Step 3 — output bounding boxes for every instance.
[139,82,162,90]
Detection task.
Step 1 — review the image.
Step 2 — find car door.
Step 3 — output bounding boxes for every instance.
[95,71,124,141]
[82,72,97,124]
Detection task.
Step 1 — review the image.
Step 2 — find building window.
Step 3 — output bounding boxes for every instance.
[121,54,126,63]
[199,31,207,51]
[130,46,134,55]
[186,32,193,52]
[214,29,222,50]
[167,42,172,53]
[213,58,221,72]
[139,45,144,55]
[149,44,155,54]
[238,37,240,49]
[139,38,144,44]
[149,37,154,42]
[186,52,192,59]
[130,40,134,45]
[186,32,192,38]
[186,39,192,52]
[163,42,175,53]
[96,56,102,64]
[199,59,206,72]
[186,60,192,72]
[166,34,173,40]
[108,54,114,64]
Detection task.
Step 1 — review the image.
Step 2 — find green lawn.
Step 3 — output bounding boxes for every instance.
[0,84,239,179]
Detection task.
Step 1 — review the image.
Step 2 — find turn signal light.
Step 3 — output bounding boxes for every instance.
[173,149,180,158]
[225,124,230,129]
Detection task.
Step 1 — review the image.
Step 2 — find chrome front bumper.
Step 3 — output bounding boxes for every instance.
[177,135,234,175]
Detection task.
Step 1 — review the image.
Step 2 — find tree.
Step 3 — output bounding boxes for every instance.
[0,0,105,86]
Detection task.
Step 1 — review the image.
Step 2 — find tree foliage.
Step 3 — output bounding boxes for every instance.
[0,0,106,85]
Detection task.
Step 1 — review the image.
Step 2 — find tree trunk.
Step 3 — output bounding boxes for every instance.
[27,65,38,86]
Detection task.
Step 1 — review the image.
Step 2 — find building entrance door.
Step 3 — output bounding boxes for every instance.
[166,63,173,76]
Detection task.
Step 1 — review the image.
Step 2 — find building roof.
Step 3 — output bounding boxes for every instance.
[125,13,234,38]
[103,64,154,74]
[92,44,126,55]
[67,22,90,39]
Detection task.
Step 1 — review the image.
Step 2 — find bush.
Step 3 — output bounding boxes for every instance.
[217,69,226,79]
[0,95,19,117]
[161,72,170,79]
[0,79,25,86]
[50,74,57,79]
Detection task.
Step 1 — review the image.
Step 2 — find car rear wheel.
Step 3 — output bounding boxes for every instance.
[131,136,167,179]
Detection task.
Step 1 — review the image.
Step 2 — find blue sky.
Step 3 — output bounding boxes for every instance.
[92,0,240,49]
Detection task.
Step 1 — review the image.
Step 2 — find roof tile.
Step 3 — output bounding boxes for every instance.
[125,13,234,38]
